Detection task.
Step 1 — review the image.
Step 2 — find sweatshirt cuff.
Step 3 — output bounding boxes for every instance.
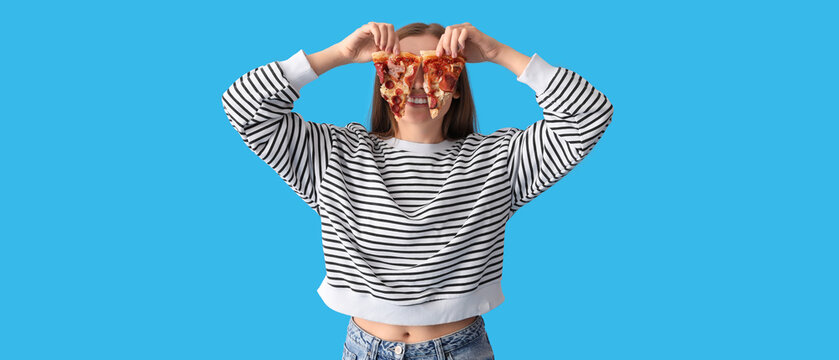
[277,49,318,91]
[516,53,558,95]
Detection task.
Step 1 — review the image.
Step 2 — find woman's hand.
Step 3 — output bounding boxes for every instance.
[336,22,401,64]
[436,23,505,63]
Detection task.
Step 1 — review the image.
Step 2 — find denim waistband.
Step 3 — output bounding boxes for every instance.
[345,315,485,359]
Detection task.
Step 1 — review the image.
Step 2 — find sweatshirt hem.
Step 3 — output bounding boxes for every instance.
[316,277,504,326]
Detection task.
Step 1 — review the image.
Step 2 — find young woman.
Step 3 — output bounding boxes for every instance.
[222,22,613,360]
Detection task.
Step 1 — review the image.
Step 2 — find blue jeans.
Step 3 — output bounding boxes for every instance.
[343,315,494,360]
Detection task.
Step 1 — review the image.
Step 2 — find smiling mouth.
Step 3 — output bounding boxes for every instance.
[407,96,428,105]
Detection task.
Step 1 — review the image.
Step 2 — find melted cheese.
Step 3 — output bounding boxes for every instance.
[387,61,405,79]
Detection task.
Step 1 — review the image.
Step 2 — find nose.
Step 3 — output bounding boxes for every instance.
[412,64,424,89]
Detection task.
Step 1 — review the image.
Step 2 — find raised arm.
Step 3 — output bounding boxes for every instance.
[221,49,338,213]
[496,46,615,215]
[431,23,614,216]
[220,23,403,214]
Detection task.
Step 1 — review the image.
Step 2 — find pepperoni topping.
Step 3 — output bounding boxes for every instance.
[391,95,401,104]
[375,63,386,84]
[424,56,463,84]
[427,96,438,109]
[391,103,401,114]
[395,88,403,95]
[439,74,457,92]
[385,80,394,89]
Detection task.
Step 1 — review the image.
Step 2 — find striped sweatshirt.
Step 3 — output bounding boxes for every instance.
[221,49,614,326]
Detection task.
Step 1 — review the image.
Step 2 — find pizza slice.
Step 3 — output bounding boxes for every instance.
[420,50,466,119]
[372,50,422,121]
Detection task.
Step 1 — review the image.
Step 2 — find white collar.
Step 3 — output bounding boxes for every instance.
[382,137,457,154]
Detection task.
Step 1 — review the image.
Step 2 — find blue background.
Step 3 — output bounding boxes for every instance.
[2,0,836,359]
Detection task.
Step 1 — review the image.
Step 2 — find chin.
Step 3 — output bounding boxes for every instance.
[400,109,438,122]
[404,114,448,124]
[399,115,433,124]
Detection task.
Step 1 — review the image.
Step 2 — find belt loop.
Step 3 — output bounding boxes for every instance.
[370,337,381,360]
[433,338,446,360]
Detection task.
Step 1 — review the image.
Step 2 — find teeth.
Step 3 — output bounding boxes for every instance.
[408,97,427,104]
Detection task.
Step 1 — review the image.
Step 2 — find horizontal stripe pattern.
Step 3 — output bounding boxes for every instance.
[506,66,614,214]
[221,61,334,213]
[221,58,613,313]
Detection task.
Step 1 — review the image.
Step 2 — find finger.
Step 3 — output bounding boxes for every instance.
[437,27,452,56]
[457,29,468,58]
[370,24,381,50]
[450,28,461,58]
[390,24,401,54]
[378,24,388,51]
[386,24,397,53]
